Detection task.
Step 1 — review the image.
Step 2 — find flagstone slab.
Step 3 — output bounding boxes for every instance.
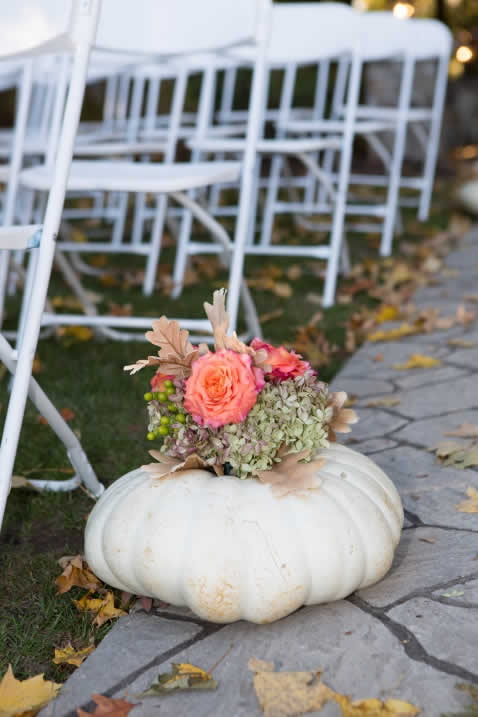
[390,374,478,419]
[371,444,478,529]
[348,437,398,454]
[329,377,396,398]
[40,613,202,717]
[107,602,470,717]
[388,597,478,675]
[357,527,478,608]
[432,578,478,604]
[337,341,451,381]
[394,409,478,449]
[446,345,478,369]
[393,365,469,390]
[339,409,407,442]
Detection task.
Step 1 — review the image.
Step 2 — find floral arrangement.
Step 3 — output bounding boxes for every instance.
[125,290,357,495]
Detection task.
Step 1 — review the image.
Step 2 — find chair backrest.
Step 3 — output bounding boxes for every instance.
[357,13,453,60]
[95,0,261,56]
[0,1,71,57]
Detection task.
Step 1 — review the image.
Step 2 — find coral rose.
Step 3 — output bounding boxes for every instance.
[151,371,175,392]
[184,349,264,428]
[251,338,312,381]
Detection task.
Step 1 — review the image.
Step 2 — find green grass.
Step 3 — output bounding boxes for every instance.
[0,189,456,682]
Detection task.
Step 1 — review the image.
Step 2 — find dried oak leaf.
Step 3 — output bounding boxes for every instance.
[137,663,217,696]
[328,391,359,441]
[445,423,478,438]
[456,486,478,513]
[77,693,135,716]
[0,664,61,717]
[56,555,102,594]
[368,324,419,342]
[255,449,326,497]
[365,396,401,408]
[248,658,333,717]
[53,643,95,668]
[392,354,441,370]
[204,289,270,371]
[73,591,126,627]
[142,451,222,482]
[145,316,201,377]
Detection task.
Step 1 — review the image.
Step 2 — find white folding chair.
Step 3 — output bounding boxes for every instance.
[173,3,377,307]
[13,0,270,345]
[0,0,105,532]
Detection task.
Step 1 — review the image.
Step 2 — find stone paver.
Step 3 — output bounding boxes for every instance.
[47,230,478,716]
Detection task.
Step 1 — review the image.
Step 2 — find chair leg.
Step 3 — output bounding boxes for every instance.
[260,154,283,246]
[143,194,168,296]
[171,208,193,299]
[0,333,103,504]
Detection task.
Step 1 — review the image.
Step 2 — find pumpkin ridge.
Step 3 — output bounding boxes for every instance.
[317,463,402,541]
[319,484,368,595]
[100,472,145,593]
[325,444,400,503]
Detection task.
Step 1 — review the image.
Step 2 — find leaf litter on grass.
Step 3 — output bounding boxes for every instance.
[0,664,61,717]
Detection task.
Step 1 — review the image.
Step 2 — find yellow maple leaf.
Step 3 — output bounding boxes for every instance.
[334,694,420,716]
[375,305,399,324]
[392,354,441,370]
[0,665,61,717]
[73,591,126,627]
[56,555,102,594]
[456,486,478,513]
[53,643,95,668]
[57,326,94,342]
[368,324,418,342]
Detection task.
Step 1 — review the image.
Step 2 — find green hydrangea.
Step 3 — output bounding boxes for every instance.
[224,376,330,479]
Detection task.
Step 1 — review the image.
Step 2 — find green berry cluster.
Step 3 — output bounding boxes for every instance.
[144,380,186,440]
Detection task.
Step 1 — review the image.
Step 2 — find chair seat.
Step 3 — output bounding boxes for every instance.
[279,118,397,135]
[19,160,242,194]
[188,136,343,154]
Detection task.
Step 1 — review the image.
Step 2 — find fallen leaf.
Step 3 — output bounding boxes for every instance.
[392,354,441,370]
[286,265,302,280]
[56,555,102,594]
[447,339,476,348]
[51,295,85,311]
[419,537,436,544]
[464,294,478,303]
[137,663,217,696]
[305,292,323,305]
[333,694,420,716]
[73,591,127,627]
[248,659,333,717]
[57,326,94,342]
[445,423,478,438]
[441,589,465,598]
[258,309,284,324]
[77,693,135,716]
[53,643,95,668]
[375,305,400,323]
[10,475,40,491]
[456,486,478,513]
[432,440,464,458]
[32,357,44,374]
[0,665,61,717]
[368,324,419,342]
[273,282,293,298]
[365,396,401,408]
[60,407,76,422]
[108,303,133,317]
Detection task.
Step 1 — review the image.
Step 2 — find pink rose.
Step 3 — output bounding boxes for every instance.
[251,338,311,381]
[184,349,264,428]
[151,371,175,392]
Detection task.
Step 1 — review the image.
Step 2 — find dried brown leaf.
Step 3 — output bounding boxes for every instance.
[365,396,401,408]
[255,449,326,497]
[143,452,215,482]
[56,555,102,594]
[456,486,478,513]
[77,693,135,716]
[445,423,478,438]
[248,659,333,717]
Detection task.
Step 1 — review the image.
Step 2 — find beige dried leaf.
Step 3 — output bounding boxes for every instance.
[365,396,401,408]
[143,452,214,482]
[456,486,478,513]
[328,391,359,441]
[445,423,478,438]
[123,356,161,375]
[248,660,332,717]
[145,317,200,377]
[255,449,326,497]
[248,658,275,673]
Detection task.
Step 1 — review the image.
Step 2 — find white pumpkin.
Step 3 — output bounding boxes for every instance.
[85,443,403,624]
[457,179,478,215]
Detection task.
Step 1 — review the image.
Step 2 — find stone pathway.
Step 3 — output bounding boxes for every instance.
[43,232,478,717]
